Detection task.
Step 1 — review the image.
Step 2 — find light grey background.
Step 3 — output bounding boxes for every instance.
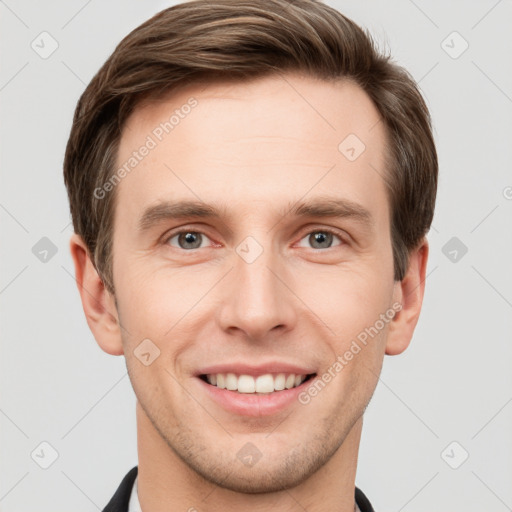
[1,1,511,511]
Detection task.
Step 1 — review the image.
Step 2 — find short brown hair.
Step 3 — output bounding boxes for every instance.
[63,0,437,294]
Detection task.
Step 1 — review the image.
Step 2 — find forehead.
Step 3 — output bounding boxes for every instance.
[115,73,389,228]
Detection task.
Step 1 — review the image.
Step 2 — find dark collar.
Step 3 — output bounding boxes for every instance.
[102,466,375,512]
[102,465,138,512]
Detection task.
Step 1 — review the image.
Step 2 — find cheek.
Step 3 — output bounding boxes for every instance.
[295,264,393,333]
[115,262,199,334]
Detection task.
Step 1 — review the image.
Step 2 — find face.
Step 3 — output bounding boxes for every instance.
[105,73,405,492]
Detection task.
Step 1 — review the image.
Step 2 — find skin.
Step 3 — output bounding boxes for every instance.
[70,72,428,512]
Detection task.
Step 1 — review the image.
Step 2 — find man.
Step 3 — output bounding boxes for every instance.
[63,0,437,510]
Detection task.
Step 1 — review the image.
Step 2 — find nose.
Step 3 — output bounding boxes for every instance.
[216,239,298,342]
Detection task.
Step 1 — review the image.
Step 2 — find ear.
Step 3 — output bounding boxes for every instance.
[385,238,429,356]
[69,233,124,356]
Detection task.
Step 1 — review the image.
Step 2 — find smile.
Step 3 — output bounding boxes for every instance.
[196,371,318,417]
[200,372,316,394]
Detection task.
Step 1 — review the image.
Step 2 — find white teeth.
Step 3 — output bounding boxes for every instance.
[225,373,237,391]
[238,375,255,393]
[204,372,308,393]
[274,373,286,390]
[255,374,274,393]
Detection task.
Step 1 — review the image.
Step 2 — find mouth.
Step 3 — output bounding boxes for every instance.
[196,371,317,416]
[194,362,318,416]
[199,372,317,395]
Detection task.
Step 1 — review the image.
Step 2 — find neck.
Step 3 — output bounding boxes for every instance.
[136,401,362,512]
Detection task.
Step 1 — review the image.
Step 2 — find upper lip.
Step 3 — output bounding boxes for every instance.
[196,361,317,377]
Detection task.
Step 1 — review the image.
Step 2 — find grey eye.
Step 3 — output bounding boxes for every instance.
[168,231,209,250]
[297,230,342,249]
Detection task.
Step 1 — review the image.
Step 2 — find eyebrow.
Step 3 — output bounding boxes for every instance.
[138,196,374,232]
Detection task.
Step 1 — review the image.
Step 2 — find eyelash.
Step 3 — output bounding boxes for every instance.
[163,227,347,251]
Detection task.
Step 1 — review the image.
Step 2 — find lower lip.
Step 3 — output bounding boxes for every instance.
[196,376,314,417]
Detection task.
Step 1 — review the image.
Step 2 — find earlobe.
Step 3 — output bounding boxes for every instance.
[69,233,124,356]
[385,238,429,356]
